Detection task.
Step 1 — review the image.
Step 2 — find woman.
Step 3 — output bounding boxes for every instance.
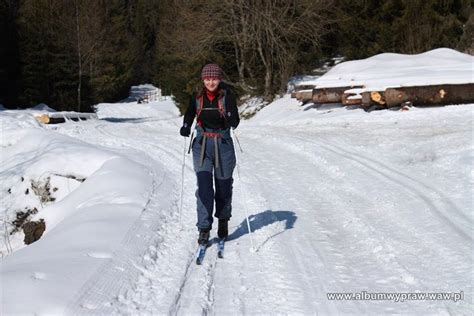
[180,63,240,245]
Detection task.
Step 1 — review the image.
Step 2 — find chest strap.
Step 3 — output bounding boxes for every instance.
[203,131,222,138]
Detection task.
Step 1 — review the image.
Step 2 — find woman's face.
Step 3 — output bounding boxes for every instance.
[203,77,220,92]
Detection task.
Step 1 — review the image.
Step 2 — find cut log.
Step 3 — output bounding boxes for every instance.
[361,91,386,108]
[35,112,97,124]
[384,84,474,107]
[370,91,385,104]
[312,86,364,104]
[36,114,51,124]
[341,92,362,105]
[292,84,316,98]
[295,90,313,103]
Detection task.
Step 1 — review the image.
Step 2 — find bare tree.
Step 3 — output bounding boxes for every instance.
[157,0,333,101]
[219,0,334,100]
[52,0,108,111]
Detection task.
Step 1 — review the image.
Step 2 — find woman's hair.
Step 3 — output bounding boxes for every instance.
[196,81,228,97]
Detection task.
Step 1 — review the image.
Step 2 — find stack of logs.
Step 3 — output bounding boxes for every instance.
[292,83,474,110]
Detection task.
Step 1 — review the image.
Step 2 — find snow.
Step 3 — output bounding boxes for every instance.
[287,75,320,92]
[298,48,474,92]
[1,50,473,315]
[32,103,56,112]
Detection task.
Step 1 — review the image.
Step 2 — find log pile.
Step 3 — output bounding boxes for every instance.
[292,84,315,103]
[293,82,474,111]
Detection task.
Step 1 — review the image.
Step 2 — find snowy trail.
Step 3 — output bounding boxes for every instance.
[54,115,201,314]
[237,126,471,314]
[44,101,472,315]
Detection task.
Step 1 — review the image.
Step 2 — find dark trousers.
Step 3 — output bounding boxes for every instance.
[192,134,236,230]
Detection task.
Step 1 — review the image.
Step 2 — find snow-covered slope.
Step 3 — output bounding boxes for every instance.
[298,48,473,91]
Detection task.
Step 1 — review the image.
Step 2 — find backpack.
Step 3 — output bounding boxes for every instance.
[195,88,227,127]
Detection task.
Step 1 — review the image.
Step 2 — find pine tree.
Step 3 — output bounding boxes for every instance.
[0,0,21,107]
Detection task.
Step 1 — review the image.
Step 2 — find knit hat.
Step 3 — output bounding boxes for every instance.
[201,63,223,80]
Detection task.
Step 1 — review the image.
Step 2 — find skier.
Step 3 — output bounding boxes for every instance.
[180,63,240,249]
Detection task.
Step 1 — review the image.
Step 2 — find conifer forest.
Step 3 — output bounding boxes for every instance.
[1,0,472,112]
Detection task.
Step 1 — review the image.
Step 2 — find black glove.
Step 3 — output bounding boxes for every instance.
[180,123,190,137]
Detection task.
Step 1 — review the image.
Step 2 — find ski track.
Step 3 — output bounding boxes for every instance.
[53,118,196,314]
[49,111,472,315]
[282,128,472,240]
[59,121,185,314]
[233,125,472,314]
[56,117,234,315]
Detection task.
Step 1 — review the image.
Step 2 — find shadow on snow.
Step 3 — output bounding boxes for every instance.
[100,117,156,123]
[227,210,297,249]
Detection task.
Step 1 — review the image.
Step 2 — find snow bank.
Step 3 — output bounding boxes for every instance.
[95,98,179,120]
[298,48,473,91]
[0,128,153,314]
[32,103,56,112]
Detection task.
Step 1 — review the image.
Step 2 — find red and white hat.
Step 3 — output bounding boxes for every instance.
[201,63,223,80]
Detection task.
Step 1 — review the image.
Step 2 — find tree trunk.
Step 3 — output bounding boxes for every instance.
[75,0,82,112]
[295,90,313,102]
[341,92,362,105]
[264,66,273,101]
[257,37,273,101]
[35,112,98,124]
[312,86,363,104]
[384,84,474,107]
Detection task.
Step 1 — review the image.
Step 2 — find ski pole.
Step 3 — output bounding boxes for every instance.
[187,120,197,154]
[179,136,187,225]
[233,130,244,153]
[180,121,197,226]
[233,131,256,252]
[187,130,195,154]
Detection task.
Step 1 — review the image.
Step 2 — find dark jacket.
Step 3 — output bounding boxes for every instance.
[183,82,240,130]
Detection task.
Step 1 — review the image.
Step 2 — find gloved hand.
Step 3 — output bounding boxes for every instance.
[180,123,190,137]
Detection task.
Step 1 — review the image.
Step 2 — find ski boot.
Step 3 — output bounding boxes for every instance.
[198,229,210,246]
[217,219,228,239]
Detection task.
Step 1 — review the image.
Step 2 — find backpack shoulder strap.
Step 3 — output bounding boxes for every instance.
[217,89,227,117]
[195,94,204,126]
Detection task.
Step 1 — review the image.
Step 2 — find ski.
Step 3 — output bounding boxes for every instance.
[217,238,225,258]
[196,244,207,265]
